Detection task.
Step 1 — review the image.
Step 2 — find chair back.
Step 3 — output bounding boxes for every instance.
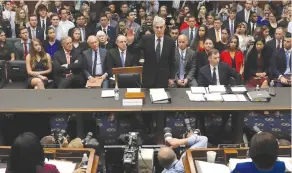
[0,60,6,88]
[6,60,27,82]
[112,66,143,88]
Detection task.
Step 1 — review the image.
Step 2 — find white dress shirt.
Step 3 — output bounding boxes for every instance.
[210,64,220,85]
[2,10,15,37]
[155,35,164,56]
[244,9,250,23]
[21,39,31,52]
[57,20,75,40]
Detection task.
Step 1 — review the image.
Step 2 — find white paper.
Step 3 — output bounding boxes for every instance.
[278,157,292,172]
[236,94,247,101]
[188,93,206,101]
[151,92,168,102]
[0,169,5,173]
[222,94,239,101]
[127,88,141,93]
[191,87,206,94]
[231,87,247,92]
[195,160,230,173]
[45,160,76,173]
[208,85,226,93]
[229,158,252,171]
[149,88,165,94]
[205,94,223,101]
[101,90,115,98]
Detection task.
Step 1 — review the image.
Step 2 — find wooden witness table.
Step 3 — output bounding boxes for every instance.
[0,147,98,173]
[183,146,292,173]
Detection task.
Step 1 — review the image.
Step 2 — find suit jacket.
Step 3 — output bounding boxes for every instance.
[14,40,31,60]
[27,26,44,42]
[236,9,251,23]
[96,25,116,43]
[222,19,239,36]
[53,49,84,81]
[271,48,291,78]
[37,17,51,31]
[247,22,261,36]
[175,48,196,81]
[266,39,283,54]
[181,27,197,46]
[136,34,176,88]
[198,62,241,87]
[82,48,108,79]
[68,25,95,42]
[207,28,221,44]
[231,161,285,173]
[72,42,88,55]
[106,48,138,77]
[195,51,208,80]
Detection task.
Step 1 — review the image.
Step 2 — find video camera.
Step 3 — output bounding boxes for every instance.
[51,129,67,144]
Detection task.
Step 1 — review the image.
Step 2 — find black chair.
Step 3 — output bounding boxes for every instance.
[6,38,21,60]
[0,60,6,88]
[112,66,143,88]
[4,60,27,89]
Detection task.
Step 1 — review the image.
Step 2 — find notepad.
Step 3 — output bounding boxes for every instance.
[195,160,230,173]
[208,85,226,93]
[205,94,223,101]
[101,90,115,98]
[186,91,206,101]
[149,88,165,94]
[191,87,206,94]
[45,160,76,173]
[222,94,239,101]
[231,87,247,93]
[236,94,247,101]
[151,92,168,102]
[278,157,292,172]
[0,168,5,173]
[127,88,141,93]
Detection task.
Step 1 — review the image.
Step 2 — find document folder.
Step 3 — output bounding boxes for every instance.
[150,91,171,104]
[246,90,271,102]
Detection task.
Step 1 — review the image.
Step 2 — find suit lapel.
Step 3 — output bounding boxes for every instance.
[87,49,93,68]
[124,50,131,66]
[60,50,67,64]
[28,27,32,38]
[218,63,223,84]
[205,66,213,84]
[115,49,123,66]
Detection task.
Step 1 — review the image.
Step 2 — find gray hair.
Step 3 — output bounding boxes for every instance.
[116,35,127,44]
[60,36,71,45]
[153,16,165,27]
[87,35,98,43]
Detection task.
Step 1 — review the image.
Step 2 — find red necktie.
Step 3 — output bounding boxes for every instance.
[23,41,28,60]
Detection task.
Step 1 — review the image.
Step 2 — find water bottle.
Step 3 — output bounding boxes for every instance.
[269,80,276,96]
[82,153,88,168]
[255,85,260,91]
[114,87,119,100]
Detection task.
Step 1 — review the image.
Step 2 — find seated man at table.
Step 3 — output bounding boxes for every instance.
[157,130,208,173]
[232,132,285,173]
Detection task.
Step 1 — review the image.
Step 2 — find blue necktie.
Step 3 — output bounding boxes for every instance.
[179,52,185,80]
[121,51,125,67]
[285,51,291,72]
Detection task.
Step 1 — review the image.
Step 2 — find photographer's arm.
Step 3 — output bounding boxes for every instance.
[167,134,208,149]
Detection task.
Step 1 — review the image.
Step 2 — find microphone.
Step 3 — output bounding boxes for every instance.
[82,132,93,145]
[253,126,262,134]
[164,127,173,141]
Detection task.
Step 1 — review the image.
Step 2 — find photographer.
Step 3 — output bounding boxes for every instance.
[140,15,154,35]
[157,132,208,173]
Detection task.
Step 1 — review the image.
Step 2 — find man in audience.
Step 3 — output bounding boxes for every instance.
[252,0,264,17]
[169,26,179,47]
[53,36,84,88]
[271,32,291,87]
[266,27,285,54]
[14,26,31,60]
[83,35,108,88]
[207,17,222,44]
[68,13,92,42]
[247,12,261,36]
[27,14,44,42]
[223,7,238,37]
[158,131,208,173]
[237,0,252,23]
[119,2,129,20]
[96,14,116,43]
[107,35,138,78]
[49,14,60,40]
[181,16,197,46]
[36,4,50,39]
[57,8,74,40]
[51,0,62,14]
[126,10,141,40]
[174,34,197,87]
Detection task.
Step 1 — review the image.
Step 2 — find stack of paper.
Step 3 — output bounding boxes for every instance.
[191,87,207,94]
[127,88,141,93]
[231,87,247,93]
[221,94,247,102]
[186,91,206,101]
[149,88,170,103]
[45,160,76,173]
[101,90,115,98]
[236,94,247,101]
[195,160,230,173]
[208,85,226,94]
[205,94,223,101]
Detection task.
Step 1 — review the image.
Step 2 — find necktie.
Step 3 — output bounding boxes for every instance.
[121,51,125,67]
[190,28,194,41]
[251,23,255,35]
[156,38,161,61]
[285,51,291,72]
[216,30,220,42]
[65,52,71,77]
[32,29,36,38]
[253,7,257,12]
[92,51,98,76]
[179,51,185,80]
[80,28,84,42]
[103,28,107,35]
[230,21,234,36]
[277,41,280,49]
[23,41,28,60]
[42,20,45,29]
[212,67,217,85]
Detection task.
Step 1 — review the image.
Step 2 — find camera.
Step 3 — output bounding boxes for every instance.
[51,129,67,144]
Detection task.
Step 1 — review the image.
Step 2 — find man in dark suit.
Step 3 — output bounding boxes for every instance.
[236,0,252,23]
[36,4,51,39]
[68,13,94,42]
[181,16,197,46]
[53,36,84,88]
[198,48,241,87]
[207,17,223,44]
[83,35,109,88]
[14,26,31,60]
[174,35,197,87]
[107,35,138,77]
[96,14,116,43]
[50,0,62,14]
[266,27,285,55]
[129,16,176,88]
[222,7,238,37]
[247,12,261,36]
[271,32,292,87]
[27,14,44,42]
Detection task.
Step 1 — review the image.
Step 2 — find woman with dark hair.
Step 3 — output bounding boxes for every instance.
[245,39,269,88]
[214,28,230,53]
[205,11,215,29]
[220,35,244,75]
[197,5,207,26]
[232,132,285,173]
[6,132,60,173]
[268,12,278,38]
[43,27,62,59]
[135,7,147,26]
[25,38,52,89]
[262,25,272,43]
[190,25,208,52]
[69,27,88,54]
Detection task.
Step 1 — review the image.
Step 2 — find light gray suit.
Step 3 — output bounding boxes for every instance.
[96,19,119,36]
[174,47,197,87]
[83,48,108,88]
[181,27,197,46]
[14,39,30,60]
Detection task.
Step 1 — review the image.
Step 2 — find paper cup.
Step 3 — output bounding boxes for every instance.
[206,151,217,163]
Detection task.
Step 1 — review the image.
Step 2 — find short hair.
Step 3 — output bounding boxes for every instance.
[158,147,176,168]
[37,4,48,12]
[96,30,106,37]
[120,2,128,7]
[100,14,108,20]
[153,16,165,27]
[285,32,292,38]
[75,12,85,21]
[81,1,89,6]
[50,13,59,20]
[29,14,37,20]
[116,35,126,43]
[278,20,289,28]
[275,27,284,32]
[214,16,222,22]
[58,8,67,15]
[61,36,71,45]
[207,48,219,57]
[230,7,237,13]
[126,9,135,17]
[18,26,27,33]
[249,132,279,170]
[188,15,196,20]
[170,26,179,32]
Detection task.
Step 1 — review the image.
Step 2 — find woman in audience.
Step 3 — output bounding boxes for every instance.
[268,12,278,37]
[6,132,60,173]
[262,25,273,43]
[197,5,207,26]
[158,6,167,19]
[235,22,253,52]
[96,31,114,50]
[14,8,28,37]
[43,27,62,59]
[190,25,207,52]
[25,38,52,89]
[260,4,272,25]
[205,11,215,29]
[214,28,230,53]
[69,27,88,54]
[245,39,269,88]
[220,35,244,75]
[232,132,285,173]
[135,7,146,26]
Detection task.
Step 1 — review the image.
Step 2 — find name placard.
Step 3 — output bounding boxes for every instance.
[218,144,241,148]
[122,99,143,106]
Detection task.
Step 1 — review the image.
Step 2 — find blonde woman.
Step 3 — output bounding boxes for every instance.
[15,8,29,37]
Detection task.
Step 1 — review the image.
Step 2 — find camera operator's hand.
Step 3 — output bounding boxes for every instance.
[73,168,86,173]
[61,137,69,148]
[166,138,181,148]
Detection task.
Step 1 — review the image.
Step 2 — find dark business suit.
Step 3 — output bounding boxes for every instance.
[247,22,261,36]
[222,19,239,36]
[266,39,283,55]
[37,17,51,33]
[174,48,197,87]
[207,28,221,44]
[198,62,242,87]
[106,48,138,77]
[53,49,84,88]
[236,9,251,23]
[271,48,291,79]
[96,26,116,43]
[27,26,44,42]
[72,42,88,55]
[195,51,208,80]
[14,40,31,60]
[138,34,176,88]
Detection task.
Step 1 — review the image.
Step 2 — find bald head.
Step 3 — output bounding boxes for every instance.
[87,35,99,51]
[157,147,177,169]
[178,34,188,50]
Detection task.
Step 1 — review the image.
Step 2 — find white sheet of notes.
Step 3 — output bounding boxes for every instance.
[222,94,239,101]
[191,87,206,94]
[101,90,115,98]
[127,88,141,93]
[236,94,247,101]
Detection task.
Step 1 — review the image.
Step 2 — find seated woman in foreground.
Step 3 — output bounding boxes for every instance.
[232,132,285,173]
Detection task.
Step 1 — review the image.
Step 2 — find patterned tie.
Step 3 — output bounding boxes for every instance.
[190,28,194,41]
[156,38,161,61]
[42,20,45,29]
[103,28,107,35]
[286,51,291,72]
[179,51,185,80]
[121,51,125,67]
[216,30,220,42]
[92,51,98,76]
[23,41,28,60]
[230,21,234,36]
[212,67,217,85]
[277,41,281,49]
